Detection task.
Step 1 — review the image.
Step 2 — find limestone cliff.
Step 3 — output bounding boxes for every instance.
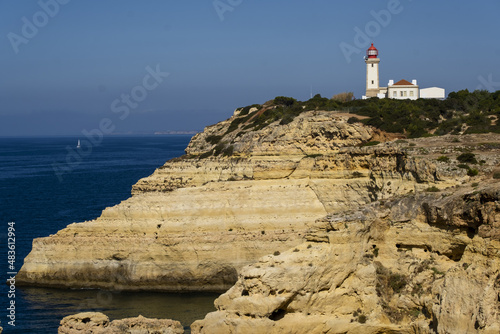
[192,182,500,334]
[16,108,499,297]
[184,110,396,157]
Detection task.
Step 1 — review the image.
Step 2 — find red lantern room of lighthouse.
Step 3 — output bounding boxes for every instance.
[367,43,378,58]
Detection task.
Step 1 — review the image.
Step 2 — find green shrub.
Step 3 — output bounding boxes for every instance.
[239,104,261,116]
[222,145,234,157]
[279,113,296,125]
[213,143,225,156]
[305,153,323,158]
[273,96,297,106]
[457,164,470,170]
[389,273,407,293]
[199,151,213,159]
[347,116,360,124]
[205,135,223,145]
[437,156,450,163]
[226,117,246,134]
[467,168,479,176]
[360,141,380,147]
[431,267,444,276]
[479,142,500,149]
[457,153,478,164]
[425,186,440,192]
[352,171,363,178]
[409,309,421,318]
[357,314,367,324]
[273,251,280,256]
[493,172,500,179]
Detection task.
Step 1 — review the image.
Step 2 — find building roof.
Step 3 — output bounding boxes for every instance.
[393,79,413,86]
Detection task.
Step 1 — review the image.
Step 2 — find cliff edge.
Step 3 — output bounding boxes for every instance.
[16,106,500,298]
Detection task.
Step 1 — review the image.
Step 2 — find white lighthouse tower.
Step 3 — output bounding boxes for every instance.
[365,43,380,98]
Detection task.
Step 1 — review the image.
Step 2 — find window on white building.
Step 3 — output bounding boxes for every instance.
[393,91,397,97]
[400,91,404,97]
[371,80,374,84]
[410,91,414,97]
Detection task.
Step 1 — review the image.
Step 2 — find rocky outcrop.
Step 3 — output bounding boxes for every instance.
[15,107,500,294]
[185,110,398,156]
[192,183,500,334]
[16,111,419,291]
[13,98,500,332]
[58,312,184,334]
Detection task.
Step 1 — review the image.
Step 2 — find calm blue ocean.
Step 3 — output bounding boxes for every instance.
[0,136,218,333]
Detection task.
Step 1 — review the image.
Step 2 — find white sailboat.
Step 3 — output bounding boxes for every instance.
[76,140,81,149]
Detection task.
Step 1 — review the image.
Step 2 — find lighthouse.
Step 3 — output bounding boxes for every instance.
[365,43,380,98]
[361,43,445,100]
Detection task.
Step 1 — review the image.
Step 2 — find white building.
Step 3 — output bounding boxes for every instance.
[362,43,445,100]
[420,87,446,99]
[387,79,419,100]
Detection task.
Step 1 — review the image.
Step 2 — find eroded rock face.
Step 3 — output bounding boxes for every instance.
[16,112,422,291]
[58,312,184,334]
[185,110,398,156]
[16,147,440,291]
[192,184,500,334]
[15,109,500,293]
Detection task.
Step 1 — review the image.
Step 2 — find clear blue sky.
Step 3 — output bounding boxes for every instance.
[1,0,499,136]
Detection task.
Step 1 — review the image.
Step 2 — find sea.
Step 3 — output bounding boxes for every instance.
[0,135,219,333]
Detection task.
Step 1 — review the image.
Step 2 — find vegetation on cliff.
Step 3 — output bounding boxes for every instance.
[229,89,500,140]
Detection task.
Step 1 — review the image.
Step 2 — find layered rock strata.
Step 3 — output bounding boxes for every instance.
[192,183,500,334]
[16,109,499,293]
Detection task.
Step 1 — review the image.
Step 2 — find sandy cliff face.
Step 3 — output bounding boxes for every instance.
[16,103,500,333]
[192,183,500,334]
[16,109,499,297]
[17,111,425,291]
